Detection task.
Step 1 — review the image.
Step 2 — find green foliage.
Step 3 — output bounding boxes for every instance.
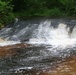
[1,0,76,28]
[43,8,63,17]
[12,0,76,18]
[59,0,75,15]
[0,0,14,28]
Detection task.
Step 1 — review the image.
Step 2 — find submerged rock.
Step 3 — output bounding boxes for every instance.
[39,55,76,75]
[0,43,31,57]
[47,55,76,75]
[14,55,76,75]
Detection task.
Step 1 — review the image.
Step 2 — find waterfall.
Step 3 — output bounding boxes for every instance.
[0,19,76,48]
[29,20,76,48]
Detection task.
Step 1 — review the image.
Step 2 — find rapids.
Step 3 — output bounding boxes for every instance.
[0,19,76,48]
[0,18,76,75]
[29,21,76,48]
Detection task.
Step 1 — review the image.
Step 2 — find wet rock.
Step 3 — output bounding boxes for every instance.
[48,55,76,75]
[0,43,31,57]
[38,55,76,75]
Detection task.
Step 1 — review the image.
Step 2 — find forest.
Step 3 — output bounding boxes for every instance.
[0,0,76,28]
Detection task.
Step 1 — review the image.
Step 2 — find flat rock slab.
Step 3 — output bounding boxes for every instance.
[0,43,31,57]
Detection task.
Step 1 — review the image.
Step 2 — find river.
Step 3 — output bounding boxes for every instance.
[0,18,76,75]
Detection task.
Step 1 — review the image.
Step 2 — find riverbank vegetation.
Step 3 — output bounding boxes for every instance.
[12,0,76,18]
[0,0,76,28]
[0,0,14,28]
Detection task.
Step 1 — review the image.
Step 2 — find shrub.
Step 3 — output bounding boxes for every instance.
[0,0,14,28]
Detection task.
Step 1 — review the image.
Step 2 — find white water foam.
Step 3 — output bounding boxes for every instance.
[0,41,20,46]
[29,20,76,48]
[15,67,33,73]
[0,38,20,46]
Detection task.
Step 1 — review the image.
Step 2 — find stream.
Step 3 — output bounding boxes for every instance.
[0,18,76,75]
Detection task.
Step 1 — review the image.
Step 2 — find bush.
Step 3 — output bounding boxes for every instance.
[0,0,14,28]
[40,8,63,17]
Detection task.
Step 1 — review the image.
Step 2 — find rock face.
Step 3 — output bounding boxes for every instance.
[0,43,31,57]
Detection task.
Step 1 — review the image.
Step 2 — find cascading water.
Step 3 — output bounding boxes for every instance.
[1,19,76,48]
[0,19,76,75]
[28,20,76,49]
[0,19,76,52]
[0,19,76,55]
